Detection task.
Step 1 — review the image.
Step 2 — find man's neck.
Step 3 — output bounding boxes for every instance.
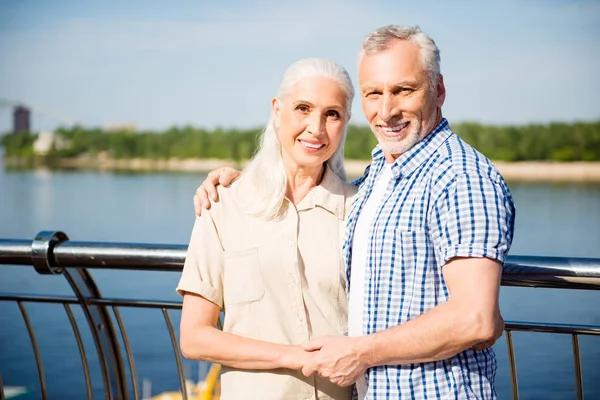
[384,153,399,164]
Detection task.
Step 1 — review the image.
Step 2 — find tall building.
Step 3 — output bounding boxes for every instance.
[13,106,31,133]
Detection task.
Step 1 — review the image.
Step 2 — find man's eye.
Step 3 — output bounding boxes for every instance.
[366,92,380,98]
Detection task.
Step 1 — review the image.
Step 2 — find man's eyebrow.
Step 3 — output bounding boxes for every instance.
[361,81,419,94]
[361,85,380,94]
[391,80,418,88]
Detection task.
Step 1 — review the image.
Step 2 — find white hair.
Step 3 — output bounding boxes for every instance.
[236,58,355,220]
[359,25,441,86]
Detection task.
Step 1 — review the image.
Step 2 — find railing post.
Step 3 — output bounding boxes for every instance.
[572,334,584,400]
[505,330,519,400]
[0,372,5,400]
[33,231,128,400]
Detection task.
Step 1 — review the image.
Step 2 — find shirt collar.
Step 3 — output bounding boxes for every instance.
[371,118,453,180]
[296,164,346,220]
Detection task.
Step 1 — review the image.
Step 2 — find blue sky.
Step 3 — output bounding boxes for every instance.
[0,0,599,132]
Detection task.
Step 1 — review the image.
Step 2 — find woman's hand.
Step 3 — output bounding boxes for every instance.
[279,345,315,370]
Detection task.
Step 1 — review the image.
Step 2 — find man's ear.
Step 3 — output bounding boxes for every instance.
[436,74,446,108]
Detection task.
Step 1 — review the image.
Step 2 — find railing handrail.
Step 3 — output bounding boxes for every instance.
[0,238,185,270]
[2,237,599,289]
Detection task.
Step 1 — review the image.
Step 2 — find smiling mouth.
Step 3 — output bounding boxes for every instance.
[378,121,409,133]
[299,140,325,150]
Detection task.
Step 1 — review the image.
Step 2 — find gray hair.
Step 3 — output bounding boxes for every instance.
[237,58,355,220]
[359,25,441,86]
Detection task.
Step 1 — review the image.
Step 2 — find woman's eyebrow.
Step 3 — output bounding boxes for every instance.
[292,100,315,106]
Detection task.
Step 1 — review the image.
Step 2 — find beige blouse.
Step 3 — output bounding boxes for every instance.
[177,166,357,400]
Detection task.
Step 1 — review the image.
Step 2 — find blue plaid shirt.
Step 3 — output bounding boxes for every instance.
[345,119,515,399]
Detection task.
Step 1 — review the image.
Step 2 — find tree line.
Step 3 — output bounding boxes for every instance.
[3,120,600,162]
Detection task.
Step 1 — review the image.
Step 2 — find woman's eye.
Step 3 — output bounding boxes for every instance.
[296,105,309,113]
[326,110,340,119]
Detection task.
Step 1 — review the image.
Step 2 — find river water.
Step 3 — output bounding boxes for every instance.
[0,160,599,399]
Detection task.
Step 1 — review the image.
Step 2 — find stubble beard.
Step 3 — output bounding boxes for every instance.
[371,119,422,158]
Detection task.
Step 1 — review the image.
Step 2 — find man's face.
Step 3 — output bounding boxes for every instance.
[358,39,446,161]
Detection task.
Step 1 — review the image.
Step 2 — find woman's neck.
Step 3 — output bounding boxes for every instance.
[285,164,325,206]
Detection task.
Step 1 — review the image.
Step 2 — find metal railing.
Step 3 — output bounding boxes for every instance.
[0,231,599,400]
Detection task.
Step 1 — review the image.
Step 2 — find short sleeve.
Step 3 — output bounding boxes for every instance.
[430,172,515,267]
[350,163,371,188]
[176,211,225,308]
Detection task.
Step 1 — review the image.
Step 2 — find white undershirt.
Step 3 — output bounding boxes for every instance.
[347,163,393,399]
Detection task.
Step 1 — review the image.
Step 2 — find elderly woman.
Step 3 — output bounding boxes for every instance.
[176,58,356,400]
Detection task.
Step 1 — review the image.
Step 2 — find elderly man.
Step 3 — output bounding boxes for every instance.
[194,25,515,399]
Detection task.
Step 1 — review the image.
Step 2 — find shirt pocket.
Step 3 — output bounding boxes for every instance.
[394,228,431,291]
[395,228,439,318]
[223,247,265,305]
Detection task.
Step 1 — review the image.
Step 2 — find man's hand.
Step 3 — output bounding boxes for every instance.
[301,336,367,387]
[193,167,241,216]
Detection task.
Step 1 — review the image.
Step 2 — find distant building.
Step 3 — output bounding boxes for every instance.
[13,106,31,133]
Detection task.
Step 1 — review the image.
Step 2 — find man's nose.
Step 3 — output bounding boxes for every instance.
[379,94,398,122]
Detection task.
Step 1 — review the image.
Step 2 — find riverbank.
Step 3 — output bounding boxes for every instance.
[4,156,600,182]
[347,160,600,182]
[487,161,600,183]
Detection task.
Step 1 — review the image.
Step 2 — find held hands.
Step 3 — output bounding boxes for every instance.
[300,336,367,387]
[288,314,503,386]
[281,337,366,387]
[193,167,241,216]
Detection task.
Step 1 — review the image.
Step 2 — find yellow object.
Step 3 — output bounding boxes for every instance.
[150,363,221,400]
[200,364,221,400]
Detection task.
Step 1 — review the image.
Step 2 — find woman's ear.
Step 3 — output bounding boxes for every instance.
[272,97,281,129]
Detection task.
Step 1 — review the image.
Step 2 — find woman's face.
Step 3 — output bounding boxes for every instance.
[273,76,349,172]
